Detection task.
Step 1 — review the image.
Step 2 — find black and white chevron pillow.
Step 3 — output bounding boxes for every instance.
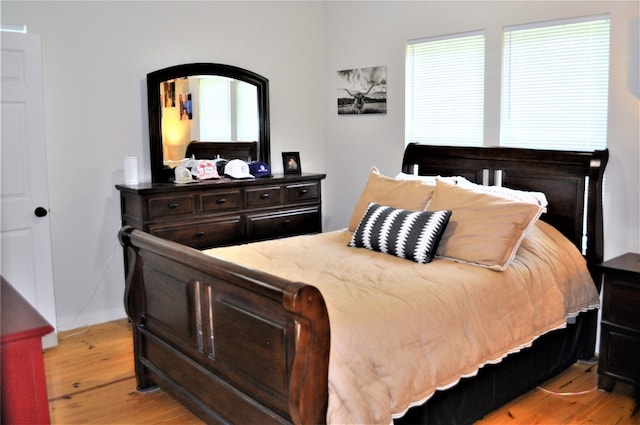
[349,203,452,264]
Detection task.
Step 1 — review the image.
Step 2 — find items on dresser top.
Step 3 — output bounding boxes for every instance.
[224,159,254,179]
[170,157,269,182]
[249,161,271,178]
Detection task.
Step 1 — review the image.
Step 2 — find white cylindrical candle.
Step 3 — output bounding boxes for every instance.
[123,157,139,185]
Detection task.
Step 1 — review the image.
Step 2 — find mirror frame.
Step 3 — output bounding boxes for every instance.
[147,63,270,182]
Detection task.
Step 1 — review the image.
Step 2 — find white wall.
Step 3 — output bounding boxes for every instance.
[2,1,326,330]
[3,1,638,331]
[323,1,640,263]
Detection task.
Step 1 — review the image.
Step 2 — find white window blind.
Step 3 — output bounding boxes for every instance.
[501,15,610,151]
[406,31,485,146]
[200,77,232,141]
[235,81,259,142]
[199,77,259,142]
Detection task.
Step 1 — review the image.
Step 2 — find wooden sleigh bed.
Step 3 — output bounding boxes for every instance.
[119,144,608,425]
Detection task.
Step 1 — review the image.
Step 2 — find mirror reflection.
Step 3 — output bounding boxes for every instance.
[147,63,270,182]
[160,76,258,163]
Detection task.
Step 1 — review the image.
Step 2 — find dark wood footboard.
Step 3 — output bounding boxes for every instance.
[118,226,330,425]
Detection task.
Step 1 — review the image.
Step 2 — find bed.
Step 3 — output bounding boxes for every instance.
[119,144,608,425]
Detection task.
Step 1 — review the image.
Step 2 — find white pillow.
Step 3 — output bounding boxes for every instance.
[454,176,548,210]
[394,173,462,186]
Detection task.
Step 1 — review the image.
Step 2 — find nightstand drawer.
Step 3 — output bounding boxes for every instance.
[149,216,242,249]
[599,325,640,384]
[246,186,282,207]
[246,207,320,240]
[148,195,195,218]
[603,276,640,329]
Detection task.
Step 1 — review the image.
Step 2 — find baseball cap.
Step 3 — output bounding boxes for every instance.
[224,159,254,179]
[191,160,220,180]
[174,166,194,184]
[249,161,271,178]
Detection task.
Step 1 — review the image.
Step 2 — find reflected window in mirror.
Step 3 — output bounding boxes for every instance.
[199,77,258,143]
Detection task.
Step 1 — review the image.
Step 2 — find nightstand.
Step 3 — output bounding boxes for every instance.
[597,252,640,397]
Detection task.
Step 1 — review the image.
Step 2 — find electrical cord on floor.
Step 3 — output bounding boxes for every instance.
[536,384,599,396]
[536,358,599,396]
[59,325,91,340]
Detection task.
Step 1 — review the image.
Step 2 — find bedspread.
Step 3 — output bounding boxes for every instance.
[204,220,599,425]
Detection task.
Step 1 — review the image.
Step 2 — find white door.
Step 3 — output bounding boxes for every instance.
[1,31,58,348]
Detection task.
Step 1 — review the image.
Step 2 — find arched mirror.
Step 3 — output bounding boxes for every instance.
[147,63,270,182]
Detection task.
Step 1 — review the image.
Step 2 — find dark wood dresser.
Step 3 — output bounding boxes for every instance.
[597,252,640,397]
[116,173,325,250]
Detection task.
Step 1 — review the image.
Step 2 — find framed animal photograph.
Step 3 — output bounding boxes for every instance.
[282,152,301,175]
[337,65,387,115]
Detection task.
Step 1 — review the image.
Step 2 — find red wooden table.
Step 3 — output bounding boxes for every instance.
[1,276,54,424]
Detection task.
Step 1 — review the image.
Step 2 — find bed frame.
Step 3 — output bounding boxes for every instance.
[119,144,608,425]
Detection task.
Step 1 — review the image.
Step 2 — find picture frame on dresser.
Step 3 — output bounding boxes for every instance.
[282,152,301,175]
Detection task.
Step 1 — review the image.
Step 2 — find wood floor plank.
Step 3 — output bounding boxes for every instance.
[44,319,639,425]
[45,319,134,399]
[45,320,203,424]
[49,377,203,424]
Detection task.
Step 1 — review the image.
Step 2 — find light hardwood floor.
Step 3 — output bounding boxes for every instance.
[44,319,638,424]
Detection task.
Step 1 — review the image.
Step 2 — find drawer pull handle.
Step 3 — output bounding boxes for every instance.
[195,231,205,238]
[260,193,270,199]
[168,203,179,209]
[299,189,308,195]
[216,198,227,204]
[282,219,292,226]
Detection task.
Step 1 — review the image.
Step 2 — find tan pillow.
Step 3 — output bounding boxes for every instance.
[347,167,435,232]
[428,178,545,270]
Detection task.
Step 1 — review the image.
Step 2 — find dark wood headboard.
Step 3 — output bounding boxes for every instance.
[401,144,609,274]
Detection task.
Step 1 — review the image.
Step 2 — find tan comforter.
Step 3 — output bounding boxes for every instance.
[204,220,599,425]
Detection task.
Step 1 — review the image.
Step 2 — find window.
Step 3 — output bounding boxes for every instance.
[501,15,610,151]
[406,31,485,146]
[405,15,610,151]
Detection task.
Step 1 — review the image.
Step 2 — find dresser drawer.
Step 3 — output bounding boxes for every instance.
[200,190,241,213]
[148,195,195,219]
[602,275,640,329]
[149,216,242,249]
[286,182,319,203]
[246,186,282,207]
[246,207,320,241]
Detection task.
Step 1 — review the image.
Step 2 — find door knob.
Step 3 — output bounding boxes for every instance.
[34,207,48,217]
